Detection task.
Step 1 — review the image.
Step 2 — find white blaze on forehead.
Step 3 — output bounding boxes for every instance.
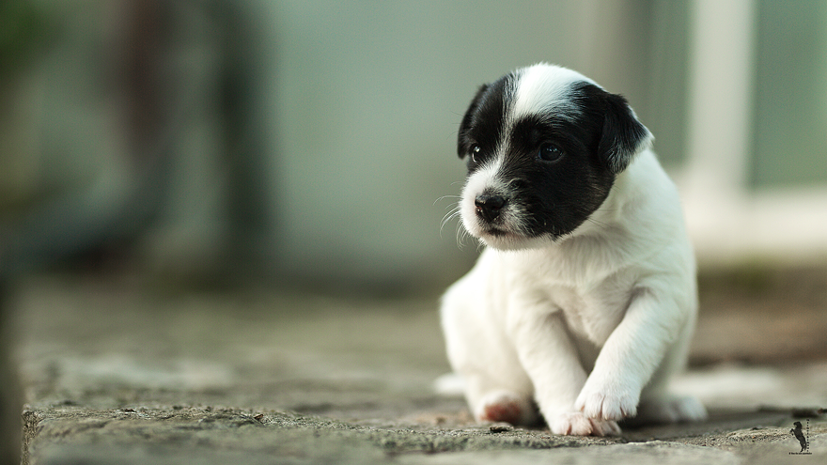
[510,63,597,121]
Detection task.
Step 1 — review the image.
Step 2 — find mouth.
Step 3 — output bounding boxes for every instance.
[474,226,541,250]
[478,225,527,241]
[483,227,511,237]
[468,211,526,241]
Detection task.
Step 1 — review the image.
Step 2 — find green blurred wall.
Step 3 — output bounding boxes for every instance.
[752,0,827,189]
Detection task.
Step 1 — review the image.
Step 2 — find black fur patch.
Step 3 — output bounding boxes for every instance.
[457,73,515,169]
[572,82,651,174]
[456,71,651,240]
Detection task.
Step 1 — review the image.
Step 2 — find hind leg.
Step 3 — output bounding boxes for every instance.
[467,381,539,425]
[442,310,539,426]
[440,278,539,426]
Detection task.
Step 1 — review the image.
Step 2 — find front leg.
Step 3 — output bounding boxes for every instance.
[575,289,688,421]
[508,308,620,436]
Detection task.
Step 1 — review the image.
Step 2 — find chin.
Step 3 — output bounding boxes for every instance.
[474,228,555,251]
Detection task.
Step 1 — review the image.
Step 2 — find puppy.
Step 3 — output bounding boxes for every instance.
[440,63,707,436]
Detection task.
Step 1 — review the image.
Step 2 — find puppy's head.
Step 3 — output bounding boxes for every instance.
[456,63,653,250]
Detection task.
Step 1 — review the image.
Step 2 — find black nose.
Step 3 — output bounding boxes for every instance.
[475,193,506,223]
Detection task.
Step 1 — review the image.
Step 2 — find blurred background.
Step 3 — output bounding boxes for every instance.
[2,1,827,462]
[2,0,827,292]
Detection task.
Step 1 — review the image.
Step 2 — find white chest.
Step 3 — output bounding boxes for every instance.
[544,279,633,346]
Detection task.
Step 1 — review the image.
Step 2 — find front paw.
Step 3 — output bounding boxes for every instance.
[549,411,620,437]
[575,382,639,421]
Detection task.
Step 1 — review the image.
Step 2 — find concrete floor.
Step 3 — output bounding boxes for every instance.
[8,273,827,464]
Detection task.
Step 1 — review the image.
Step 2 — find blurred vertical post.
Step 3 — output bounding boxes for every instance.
[1,0,47,462]
[681,0,756,255]
[0,279,20,465]
[686,0,755,194]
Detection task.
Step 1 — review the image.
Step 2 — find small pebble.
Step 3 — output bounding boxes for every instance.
[489,423,514,433]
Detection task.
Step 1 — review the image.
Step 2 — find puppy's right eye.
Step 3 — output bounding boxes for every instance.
[470,145,481,163]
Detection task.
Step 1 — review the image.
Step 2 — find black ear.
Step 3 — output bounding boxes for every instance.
[598,93,653,174]
[457,84,489,159]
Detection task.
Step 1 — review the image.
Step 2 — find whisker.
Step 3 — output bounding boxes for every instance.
[434,194,461,207]
[456,222,474,250]
[440,206,462,236]
[434,189,477,249]
[474,237,485,252]
[449,210,475,250]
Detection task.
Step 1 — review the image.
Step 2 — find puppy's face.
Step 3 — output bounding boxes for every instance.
[457,64,653,250]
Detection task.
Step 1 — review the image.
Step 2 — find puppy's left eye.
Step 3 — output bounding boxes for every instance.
[537,143,564,162]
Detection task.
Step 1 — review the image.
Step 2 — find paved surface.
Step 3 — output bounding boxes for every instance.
[8,273,827,464]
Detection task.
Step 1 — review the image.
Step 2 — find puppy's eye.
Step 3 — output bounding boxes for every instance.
[538,143,564,162]
[470,145,481,163]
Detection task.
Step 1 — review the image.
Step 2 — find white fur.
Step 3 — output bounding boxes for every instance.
[511,63,594,123]
[441,66,706,436]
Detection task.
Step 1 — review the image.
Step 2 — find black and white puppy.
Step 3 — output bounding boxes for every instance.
[440,63,707,436]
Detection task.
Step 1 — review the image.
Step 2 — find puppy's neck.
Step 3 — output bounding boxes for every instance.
[559,150,652,242]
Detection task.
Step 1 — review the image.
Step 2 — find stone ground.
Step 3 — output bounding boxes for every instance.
[7,269,827,464]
